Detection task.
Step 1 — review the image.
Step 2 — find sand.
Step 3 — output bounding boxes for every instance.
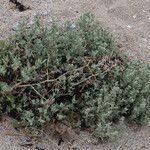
[0,0,150,149]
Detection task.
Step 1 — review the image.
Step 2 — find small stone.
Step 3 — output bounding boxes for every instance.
[19,141,33,147]
[35,144,46,150]
[40,11,50,17]
[19,138,33,147]
[35,146,45,150]
[70,23,77,29]
[127,25,132,29]
[133,14,137,19]
[142,38,147,43]
[12,22,20,31]
[27,20,34,28]
[117,43,123,48]
[69,7,72,10]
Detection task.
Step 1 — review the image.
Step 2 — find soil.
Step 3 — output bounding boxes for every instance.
[0,0,150,150]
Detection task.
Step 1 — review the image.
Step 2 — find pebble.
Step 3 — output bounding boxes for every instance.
[127,25,132,29]
[18,138,33,147]
[35,144,46,150]
[19,141,33,147]
[35,146,45,150]
[12,22,20,31]
[39,11,50,17]
[70,23,77,29]
[133,14,137,19]
[141,38,147,43]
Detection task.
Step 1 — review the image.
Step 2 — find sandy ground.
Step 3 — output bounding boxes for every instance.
[0,0,150,149]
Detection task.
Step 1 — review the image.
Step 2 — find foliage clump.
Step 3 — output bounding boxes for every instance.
[0,13,150,140]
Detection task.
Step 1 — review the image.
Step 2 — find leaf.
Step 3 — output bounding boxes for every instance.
[6,95,15,104]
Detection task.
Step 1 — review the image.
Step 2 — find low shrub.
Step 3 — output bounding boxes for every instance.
[0,13,150,140]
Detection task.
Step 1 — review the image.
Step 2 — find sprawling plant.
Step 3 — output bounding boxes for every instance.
[0,13,150,140]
